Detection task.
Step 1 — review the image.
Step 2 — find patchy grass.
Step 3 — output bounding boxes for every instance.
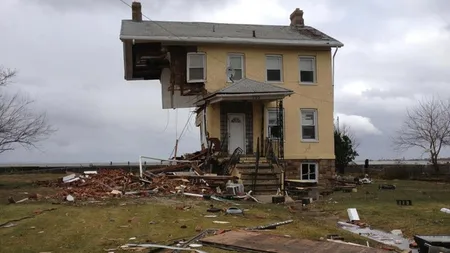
[1,175,449,252]
[317,179,450,237]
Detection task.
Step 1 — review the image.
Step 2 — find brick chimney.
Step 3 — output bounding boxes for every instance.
[290,8,304,26]
[132,1,142,22]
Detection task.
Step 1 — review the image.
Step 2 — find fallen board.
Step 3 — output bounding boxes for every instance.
[200,230,386,253]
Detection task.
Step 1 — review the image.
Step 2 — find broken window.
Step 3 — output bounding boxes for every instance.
[301,109,317,141]
[187,53,206,82]
[266,55,283,82]
[227,54,244,81]
[299,56,316,83]
[300,163,317,181]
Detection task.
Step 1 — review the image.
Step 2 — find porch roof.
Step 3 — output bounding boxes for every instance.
[216,78,293,94]
[200,78,294,104]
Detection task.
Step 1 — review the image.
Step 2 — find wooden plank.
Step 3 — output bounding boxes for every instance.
[200,230,386,253]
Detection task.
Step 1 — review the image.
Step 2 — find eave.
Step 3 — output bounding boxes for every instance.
[119,35,344,48]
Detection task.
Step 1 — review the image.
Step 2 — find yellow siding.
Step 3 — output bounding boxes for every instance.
[199,45,335,160]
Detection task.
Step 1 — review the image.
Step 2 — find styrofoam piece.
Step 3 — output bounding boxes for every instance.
[347,208,360,221]
[62,174,76,183]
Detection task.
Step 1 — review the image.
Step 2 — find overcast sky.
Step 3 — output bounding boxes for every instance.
[1,0,450,163]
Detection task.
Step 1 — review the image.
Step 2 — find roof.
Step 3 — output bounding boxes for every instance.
[214,78,294,94]
[120,20,343,47]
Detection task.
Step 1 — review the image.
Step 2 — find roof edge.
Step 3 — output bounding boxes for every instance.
[119,35,344,47]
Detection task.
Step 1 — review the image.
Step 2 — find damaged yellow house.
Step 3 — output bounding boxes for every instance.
[120,2,343,187]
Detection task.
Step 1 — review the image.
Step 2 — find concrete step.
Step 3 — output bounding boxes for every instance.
[240,174,279,180]
[236,163,272,168]
[240,170,279,175]
[242,179,279,185]
[237,166,276,172]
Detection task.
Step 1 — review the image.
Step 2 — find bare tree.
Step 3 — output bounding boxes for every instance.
[393,96,450,172]
[0,66,55,153]
[337,123,360,150]
[335,117,360,150]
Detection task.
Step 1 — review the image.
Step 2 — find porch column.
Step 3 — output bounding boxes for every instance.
[261,102,265,155]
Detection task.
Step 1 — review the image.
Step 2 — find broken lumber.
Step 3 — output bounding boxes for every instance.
[245,219,294,230]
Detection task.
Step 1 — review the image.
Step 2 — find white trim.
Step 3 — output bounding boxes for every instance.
[265,55,283,83]
[300,109,318,142]
[299,56,317,84]
[265,107,285,140]
[120,35,345,48]
[227,113,246,154]
[186,52,206,83]
[226,53,245,82]
[299,162,319,183]
[207,94,290,104]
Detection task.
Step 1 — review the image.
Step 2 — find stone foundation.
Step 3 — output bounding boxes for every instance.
[284,159,335,182]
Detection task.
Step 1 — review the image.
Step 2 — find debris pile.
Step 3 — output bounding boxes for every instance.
[34,168,234,200]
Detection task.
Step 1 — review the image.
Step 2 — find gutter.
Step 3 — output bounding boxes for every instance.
[120,35,344,47]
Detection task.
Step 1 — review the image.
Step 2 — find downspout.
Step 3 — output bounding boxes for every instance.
[332,47,339,89]
[332,47,340,176]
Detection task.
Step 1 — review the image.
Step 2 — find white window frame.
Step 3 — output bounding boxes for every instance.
[186,52,206,83]
[299,56,316,84]
[300,162,318,182]
[300,109,318,142]
[226,53,245,82]
[265,55,283,83]
[266,107,285,140]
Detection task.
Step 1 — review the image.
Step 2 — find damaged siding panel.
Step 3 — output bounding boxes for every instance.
[167,46,198,93]
[220,102,253,154]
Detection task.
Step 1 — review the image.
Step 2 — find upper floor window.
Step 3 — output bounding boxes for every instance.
[227,54,244,82]
[266,55,283,82]
[299,56,316,84]
[300,109,318,141]
[187,52,206,82]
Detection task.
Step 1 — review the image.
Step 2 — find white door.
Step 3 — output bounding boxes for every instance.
[228,113,245,154]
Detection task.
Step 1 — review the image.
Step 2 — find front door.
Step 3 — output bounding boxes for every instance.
[227,113,245,154]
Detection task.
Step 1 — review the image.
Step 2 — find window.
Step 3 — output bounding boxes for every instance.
[187,53,206,82]
[227,54,244,82]
[300,163,318,181]
[266,55,283,82]
[267,108,284,139]
[301,109,318,141]
[299,56,316,83]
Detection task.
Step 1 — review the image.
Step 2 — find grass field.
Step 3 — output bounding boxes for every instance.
[318,179,450,237]
[0,174,449,253]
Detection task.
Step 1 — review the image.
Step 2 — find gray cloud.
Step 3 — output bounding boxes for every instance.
[1,0,450,163]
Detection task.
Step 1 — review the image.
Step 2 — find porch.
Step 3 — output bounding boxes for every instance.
[197,78,293,159]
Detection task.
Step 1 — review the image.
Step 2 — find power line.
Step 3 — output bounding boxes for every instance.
[160,110,170,133]
[175,108,178,138]
[168,110,195,158]
[178,111,195,142]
